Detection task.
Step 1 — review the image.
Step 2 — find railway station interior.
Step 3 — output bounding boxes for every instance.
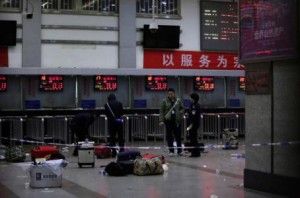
[0,0,299,197]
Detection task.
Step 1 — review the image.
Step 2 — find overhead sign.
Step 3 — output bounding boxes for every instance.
[144,50,244,70]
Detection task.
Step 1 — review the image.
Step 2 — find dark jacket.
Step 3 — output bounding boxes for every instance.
[104,100,124,122]
[159,97,184,124]
[187,102,201,129]
[70,113,94,131]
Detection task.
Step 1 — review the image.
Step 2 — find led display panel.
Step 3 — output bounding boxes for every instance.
[94,75,117,91]
[145,76,168,91]
[39,75,63,91]
[239,77,245,91]
[0,75,7,91]
[194,76,214,91]
[200,1,239,52]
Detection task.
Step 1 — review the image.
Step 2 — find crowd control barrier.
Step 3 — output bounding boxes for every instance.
[88,115,108,142]
[0,117,25,146]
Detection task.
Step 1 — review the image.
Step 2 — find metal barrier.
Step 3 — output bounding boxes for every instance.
[124,115,148,143]
[146,114,166,143]
[0,112,245,145]
[0,117,25,146]
[237,113,245,135]
[200,113,219,141]
[89,115,108,142]
[25,116,46,143]
[45,116,70,144]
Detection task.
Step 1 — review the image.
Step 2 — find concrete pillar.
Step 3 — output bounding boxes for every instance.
[22,0,41,67]
[118,0,136,68]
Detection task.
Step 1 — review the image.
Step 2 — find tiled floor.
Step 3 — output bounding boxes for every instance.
[0,139,285,198]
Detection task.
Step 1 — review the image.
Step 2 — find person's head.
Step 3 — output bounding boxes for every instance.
[107,93,116,102]
[190,92,199,103]
[167,88,176,100]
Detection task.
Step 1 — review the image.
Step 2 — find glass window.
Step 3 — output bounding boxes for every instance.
[0,0,21,11]
[136,0,180,17]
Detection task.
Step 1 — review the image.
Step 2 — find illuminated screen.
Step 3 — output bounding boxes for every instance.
[94,75,117,91]
[200,1,238,52]
[145,76,168,91]
[39,75,63,91]
[194,76,214,91]
[239,0,298,62]
[0,75,7,91]
[239,77,245,91]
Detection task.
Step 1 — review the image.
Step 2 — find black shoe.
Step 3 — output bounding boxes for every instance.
[189,154,200,157]
[73,153,78,156]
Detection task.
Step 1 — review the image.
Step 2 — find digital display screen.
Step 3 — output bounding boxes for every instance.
[200,1,238,52]
[0,75,7,91]
[145,76,168,91]
[94,75,117,91]
[39,75,63,91]
[194,76,214,91]
[239,0,298,62]
[239,77,245,91]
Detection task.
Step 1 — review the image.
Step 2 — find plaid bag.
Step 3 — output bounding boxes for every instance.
[133,157,164,176]
[5,145,26,162]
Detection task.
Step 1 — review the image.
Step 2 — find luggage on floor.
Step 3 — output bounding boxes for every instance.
[95,143,111,159]
[222,128,239,149]
[116,150,141,162]
[31,145,59,161]
[118,160,134,174]
[5,145,26,162]
[29,160,65,188]
[133,157,164,176]
[142,153,166,164]
[104,162,127,176]
[78,141,95,168]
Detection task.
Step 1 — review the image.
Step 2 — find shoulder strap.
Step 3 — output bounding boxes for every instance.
[106,102,115,118]
[166,98,179,115]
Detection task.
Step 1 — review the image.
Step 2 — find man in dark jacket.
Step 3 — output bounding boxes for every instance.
[104,94,124,157]
[159,88,184,156]
[70,112,95,156]
[187,92,201,157]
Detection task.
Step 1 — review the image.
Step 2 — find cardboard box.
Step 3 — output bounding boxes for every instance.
[29,164,63,188]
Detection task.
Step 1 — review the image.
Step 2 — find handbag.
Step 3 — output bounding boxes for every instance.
[133,157,164,176]
[107,102,124,123]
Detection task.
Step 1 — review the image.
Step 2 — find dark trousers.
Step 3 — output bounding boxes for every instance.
[109,122,124,155]
[165,121,182,154]
[189,127,200,156]
[71,129,89,156]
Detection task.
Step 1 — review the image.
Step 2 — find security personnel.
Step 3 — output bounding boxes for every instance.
[187,92,201,157]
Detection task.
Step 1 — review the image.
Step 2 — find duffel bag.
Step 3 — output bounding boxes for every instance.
[117,150,141,162]
[133,157,164,176]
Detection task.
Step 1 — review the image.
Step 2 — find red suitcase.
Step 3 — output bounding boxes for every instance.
[31,145,59,161]
[95,144,111,158]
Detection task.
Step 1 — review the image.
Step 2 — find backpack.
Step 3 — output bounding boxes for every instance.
[104,162,127,176]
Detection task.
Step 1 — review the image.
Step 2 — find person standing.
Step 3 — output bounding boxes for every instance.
[159,88,184,156]
[104,93,124,157]
[187,92,201,157]
[70,112,95,156]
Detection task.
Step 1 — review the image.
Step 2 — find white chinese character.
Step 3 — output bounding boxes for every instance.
[163,54,174,66]
[217,55,227,68]
[199,55,210,68]
[234,57,244,69]
[181,54,193,67]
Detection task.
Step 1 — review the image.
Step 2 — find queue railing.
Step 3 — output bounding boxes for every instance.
[0,117,25,146]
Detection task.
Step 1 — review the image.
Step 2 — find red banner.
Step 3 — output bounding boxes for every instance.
[144,50,244,70]
[0,47,8,67]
